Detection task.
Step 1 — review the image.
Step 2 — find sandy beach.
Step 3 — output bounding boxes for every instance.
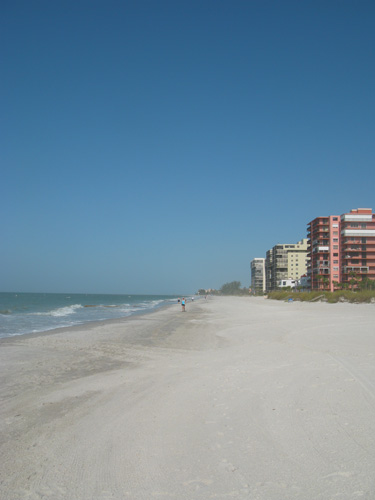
[1,296,375,500]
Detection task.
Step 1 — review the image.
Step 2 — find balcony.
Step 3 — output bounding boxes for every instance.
[313,269,330,275]
[342,238,362,246]
[342,266,369,273]
[342,229,375,237]
[275,272,288,277]
[341,214,373,222]
[312,246,329,253]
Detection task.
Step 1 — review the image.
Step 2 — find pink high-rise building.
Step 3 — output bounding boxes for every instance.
[307,208,375,290]
[307,215,341,291]
[340,208,375,286]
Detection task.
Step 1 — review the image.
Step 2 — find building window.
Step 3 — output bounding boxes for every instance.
[333,217,338,221]
[333,245,338,249]
[333,260,338,264]
[333,238,338,242]
[333,253,338,257]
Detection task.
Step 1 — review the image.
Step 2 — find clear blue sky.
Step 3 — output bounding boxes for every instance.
[2,0,375,294]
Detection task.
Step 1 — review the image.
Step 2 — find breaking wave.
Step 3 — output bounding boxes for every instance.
[33,304,84,317]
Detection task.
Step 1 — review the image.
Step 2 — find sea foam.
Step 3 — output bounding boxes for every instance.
[33,304,83,317]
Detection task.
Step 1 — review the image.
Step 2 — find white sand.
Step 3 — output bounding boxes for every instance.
[1,296,375,499]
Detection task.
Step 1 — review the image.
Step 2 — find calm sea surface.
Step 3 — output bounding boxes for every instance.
[0,292,184,339]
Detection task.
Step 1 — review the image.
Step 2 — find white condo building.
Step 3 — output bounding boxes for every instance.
[251,258,266,293]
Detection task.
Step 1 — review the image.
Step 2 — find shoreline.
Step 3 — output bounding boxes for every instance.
[2,294,373,344]
[0,292,187,341]
[1,296,374,499]
[0,299,179,344]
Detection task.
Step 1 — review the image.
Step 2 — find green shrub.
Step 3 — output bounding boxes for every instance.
[267,290,375,303]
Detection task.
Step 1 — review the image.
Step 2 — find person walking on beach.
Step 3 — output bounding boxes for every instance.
[181,298,186,312]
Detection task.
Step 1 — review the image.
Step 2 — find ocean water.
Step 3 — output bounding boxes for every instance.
[0,292,183,339]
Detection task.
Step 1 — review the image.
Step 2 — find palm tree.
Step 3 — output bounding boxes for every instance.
[348,271,359,291]
[315,274,321,290]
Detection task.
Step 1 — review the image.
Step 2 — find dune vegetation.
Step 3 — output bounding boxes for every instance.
[267,290,375,303]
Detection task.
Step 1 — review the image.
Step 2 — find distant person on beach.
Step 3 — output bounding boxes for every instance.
[181,298,186,312]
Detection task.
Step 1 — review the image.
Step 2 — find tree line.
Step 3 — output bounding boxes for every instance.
[198,281,250,296]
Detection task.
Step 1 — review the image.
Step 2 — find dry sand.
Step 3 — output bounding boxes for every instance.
[0,296,375,500]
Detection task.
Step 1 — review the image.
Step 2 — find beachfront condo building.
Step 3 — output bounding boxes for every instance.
[307,208,375,290]
[250,258,266,293]
[307,215,341,291]
[265,248,273,292]
[265,239,309,291]
[340,208,375,286]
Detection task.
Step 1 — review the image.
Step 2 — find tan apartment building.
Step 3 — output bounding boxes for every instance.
[265,239,309,291]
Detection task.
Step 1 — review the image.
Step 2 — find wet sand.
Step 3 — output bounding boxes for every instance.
[1,296,375,499]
